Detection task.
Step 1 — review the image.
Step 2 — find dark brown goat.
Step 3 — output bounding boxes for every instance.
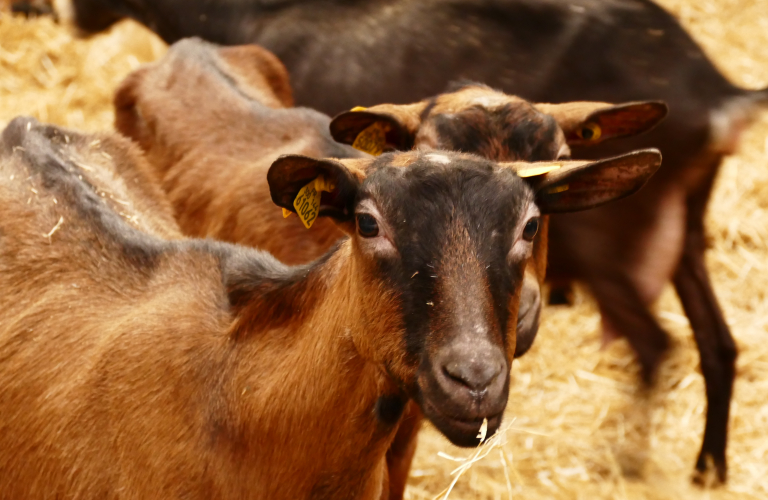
[114,39,667,498]
[62,0,763,479]
[0,117,660,498]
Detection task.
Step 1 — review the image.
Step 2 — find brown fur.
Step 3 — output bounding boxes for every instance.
[0,119,524,499]
[0,119,656,498]
[114,41,665,500]
[114,39,363,266]
[216,44,294,108]
[4,118,651,497]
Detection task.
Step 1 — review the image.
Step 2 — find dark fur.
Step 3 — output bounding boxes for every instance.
[362,155,528,361]
[375,395,408,426]
[432,103,561,161]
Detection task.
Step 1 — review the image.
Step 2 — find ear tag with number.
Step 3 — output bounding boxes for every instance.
[292,176,336,229]
[352,122,389,156]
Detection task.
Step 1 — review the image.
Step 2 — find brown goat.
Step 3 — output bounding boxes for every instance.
[114,40,362,266]
[329,89,669,497]
[113,39,667,499]
[114,39,666,353]
[0,116,660,498]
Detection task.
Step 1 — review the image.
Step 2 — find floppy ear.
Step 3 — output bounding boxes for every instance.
[329,102,428,155]
[268,155,364,228]
[535,101,668,146]
[506,149,662,213]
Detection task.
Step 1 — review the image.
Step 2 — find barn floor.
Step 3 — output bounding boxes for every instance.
[1,1,767,498]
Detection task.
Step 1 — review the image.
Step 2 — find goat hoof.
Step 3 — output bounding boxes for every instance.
[639,363,657,386]
[637,353,661,386]
[692,452,727,486]
[637,338,670,386]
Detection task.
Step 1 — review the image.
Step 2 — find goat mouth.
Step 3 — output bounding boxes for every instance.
[420,397,504,447]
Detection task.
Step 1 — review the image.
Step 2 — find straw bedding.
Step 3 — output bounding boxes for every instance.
[0,1,766,498]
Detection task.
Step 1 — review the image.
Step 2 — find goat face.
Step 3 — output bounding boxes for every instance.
[354,152,536,445]
[269,148,661,446]
[330,84,667,365]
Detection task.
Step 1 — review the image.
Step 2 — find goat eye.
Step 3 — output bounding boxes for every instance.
[522,217,539,242]
[356,214,379,237]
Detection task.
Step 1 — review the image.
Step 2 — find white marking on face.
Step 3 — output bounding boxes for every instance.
[426,153,451,164]
[471,95,508,109]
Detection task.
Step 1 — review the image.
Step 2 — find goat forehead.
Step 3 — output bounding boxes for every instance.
[429,105,562,161]
[438,85,523,110]
[458,104,552,134]
[365,157,531,261]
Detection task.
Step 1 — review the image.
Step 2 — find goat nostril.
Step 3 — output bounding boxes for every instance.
[443,364,465,386]
[442,361,502,391]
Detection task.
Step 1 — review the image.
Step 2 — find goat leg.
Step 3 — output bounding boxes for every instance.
[590,272,670,384]
[386,402,423,500]
[672,171,736,483]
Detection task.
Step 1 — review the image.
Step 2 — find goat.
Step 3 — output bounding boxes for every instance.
[71,0,768,480]
[114,38,667,498]
[0,116,660,498]
[114,39,666,357]
[115,40,666,500]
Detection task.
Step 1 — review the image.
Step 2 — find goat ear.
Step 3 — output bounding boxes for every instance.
[217,44,294,108]
[268,155,364,226]
[535,101,668,146]
[330,102,427,155]
[114,66,152,149]
[504,149,662,214]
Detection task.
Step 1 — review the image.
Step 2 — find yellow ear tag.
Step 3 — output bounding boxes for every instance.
[292,176,336,229]
[578,122,602,141]
[350,106,368,112]
[547,184,569,194]
[517,164,562,178]
[282,208,293,218]
[352,122,389,156]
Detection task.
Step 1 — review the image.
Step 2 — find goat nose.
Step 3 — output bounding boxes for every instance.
[442,357,503,393]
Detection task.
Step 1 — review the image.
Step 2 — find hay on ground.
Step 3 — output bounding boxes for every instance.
[0,12,165,131]
[0,2,766,498]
